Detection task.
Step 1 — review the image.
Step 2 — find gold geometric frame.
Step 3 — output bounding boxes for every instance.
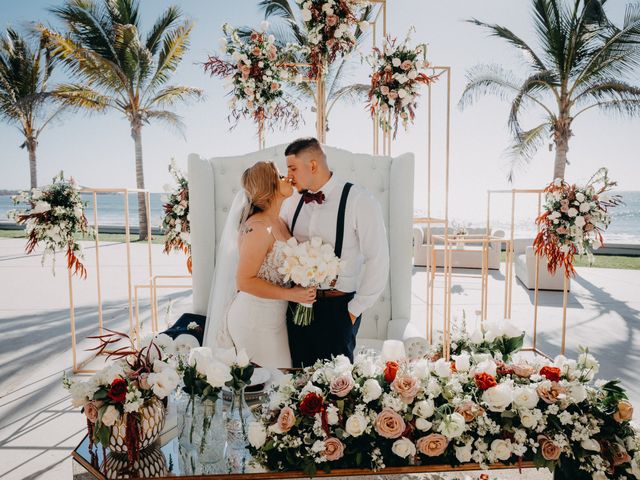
[69,188,153,373]
[486,188,569,358]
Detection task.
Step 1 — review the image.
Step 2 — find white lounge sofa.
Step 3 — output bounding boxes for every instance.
[188,144,421,352]
[412,226,505,269]
[513,239,570,291]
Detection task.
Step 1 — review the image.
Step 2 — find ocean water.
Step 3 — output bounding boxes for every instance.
[1,190,639,244]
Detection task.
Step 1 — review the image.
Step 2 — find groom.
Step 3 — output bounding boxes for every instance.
[282,137,390,367]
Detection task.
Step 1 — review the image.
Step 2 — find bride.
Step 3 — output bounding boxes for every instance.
[202,161,316,368]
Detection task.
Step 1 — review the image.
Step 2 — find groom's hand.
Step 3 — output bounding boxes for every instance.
[348,311,356,325]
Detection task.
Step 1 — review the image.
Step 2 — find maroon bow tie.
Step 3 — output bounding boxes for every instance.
[302,191,325,204]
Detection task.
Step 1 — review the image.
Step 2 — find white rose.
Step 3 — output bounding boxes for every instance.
[235,348,251,367]
[205,360,232,388]
[491,439,512,461]
[392,57,401,67]
[470,328,484,344]
[326,405,339,425]
[362,379,382,403]
[392,437,416,458]
[438,412,466,439]
[575,216,586,228]
[148,370,178,398]
[248,421,267,448]
[189,347,214,375]
[579,202,591,213]
[452,352,471,372]
[455,443,473,462]
[503,321,523,338]
[568,207,578,217]
[474,359,497,377]
[345,413,368,437]
[581,438,600,452]
[33,201,51,214]
[415,418,433,431]
[101,405,120,427]
[412,399,435,418]
[592,472,608,480]
[433,358,452,378]
[519,409,537,429]
[569,384,587,403]
[576,192,585,202]
[482,383,513,412]
[513,386,539,410]
[301,8,312,21]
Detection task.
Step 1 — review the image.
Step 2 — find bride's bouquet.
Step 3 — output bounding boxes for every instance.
[278,237,344,326]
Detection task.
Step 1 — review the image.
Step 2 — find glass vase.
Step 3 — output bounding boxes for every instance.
[178,395,225,465]
[224,386,252,473]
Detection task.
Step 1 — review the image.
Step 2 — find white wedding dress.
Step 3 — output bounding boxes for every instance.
[225,237,292,369]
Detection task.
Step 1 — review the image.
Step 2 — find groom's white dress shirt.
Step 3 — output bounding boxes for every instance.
[281,174,390,319]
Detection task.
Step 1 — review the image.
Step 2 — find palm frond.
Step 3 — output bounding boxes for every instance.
[509,70,558,136]
[467,18,547,71]
[573,98,640,119]
[144,21,193,96]
[145,5,181,55]
[144,109,185,137]
[505,122,550,182]
[52,82,114,111]
[259,0,296,21]
[459,64,525,110]
[105,0,140,27]
[145,85,203,108]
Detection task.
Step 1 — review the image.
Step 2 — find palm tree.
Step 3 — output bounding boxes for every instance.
[40,0,203,239]
[0,28,64,189]
[258,0,373,136]
[459,0,640,181]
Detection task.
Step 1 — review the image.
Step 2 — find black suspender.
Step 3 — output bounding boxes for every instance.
[290,195,305,234]
[289,183,353,259]
[334,183,353,258]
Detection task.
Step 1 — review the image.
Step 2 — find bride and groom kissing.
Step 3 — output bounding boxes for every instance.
[203,137,389,369]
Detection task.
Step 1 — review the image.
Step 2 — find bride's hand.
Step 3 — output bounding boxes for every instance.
[288,286,316,304]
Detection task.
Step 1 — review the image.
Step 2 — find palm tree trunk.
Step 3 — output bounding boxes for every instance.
[131,121,148,241]
[553,114,572,180]
[27,141,37,189]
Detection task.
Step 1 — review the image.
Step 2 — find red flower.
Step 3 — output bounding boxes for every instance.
[107,377,128,403]
[474,372,497,391]
[299,392,324,416]
[540,366,561,382]
[384,361,399,383]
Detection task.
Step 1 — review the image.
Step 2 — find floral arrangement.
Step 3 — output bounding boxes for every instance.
[161,160,191,273]
[296,0,364,76]
[204,22,300,131]
[534,168,622,277]
[452,223,469,238]
[278,236,345,326]
[8,172,92,277]
[368,29,434,137]
[63,332,190,465]
[248,336,640,480]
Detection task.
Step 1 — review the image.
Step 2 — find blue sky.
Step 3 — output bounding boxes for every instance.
[1,0,638,221]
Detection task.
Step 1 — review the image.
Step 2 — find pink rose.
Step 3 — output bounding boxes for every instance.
[536,383,567,404]
[380,85,390,96]
[613,400,634,422]
[330,375,354,398]
[391,374,419,403]
[416,433,449,457]
[276,406,296,433]
[326,15,338,27]
[267,50,277,61]
[244,87,254,96]
[84,401,99,423]
[611,443,632,466]
[512,364,535,378]
[556,226,568,234]
[374,408,406,439]
[270,82,279,92]
[326,39,336,49]
[138,372,151,390]
[584,223,595,232]
[252,46,262,57]
[322,437,345,461]
[538,435,561,461]
[455,401,484,423]
[388,91,399,100]
[560,205,569,213]
[401,60,413,71]
[560,199,569,207]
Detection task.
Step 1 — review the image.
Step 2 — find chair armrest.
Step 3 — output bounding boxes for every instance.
[513,238,533,254]
[412,226,424,248]
[387,318,422,341]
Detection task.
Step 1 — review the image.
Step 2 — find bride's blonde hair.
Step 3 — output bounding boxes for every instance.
[240,161,280,224]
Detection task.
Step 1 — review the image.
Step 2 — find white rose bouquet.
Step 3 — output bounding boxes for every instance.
[8,171,93,277]
[161,159,191,273]
[278,236,345,326]
[534,168,622,277]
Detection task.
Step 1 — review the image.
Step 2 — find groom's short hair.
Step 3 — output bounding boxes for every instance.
[285,137,325,161]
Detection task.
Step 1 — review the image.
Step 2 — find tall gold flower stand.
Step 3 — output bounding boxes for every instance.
[69,188,153,374]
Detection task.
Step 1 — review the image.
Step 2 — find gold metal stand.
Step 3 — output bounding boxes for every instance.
[69,188,153,373]
[486,188,570,357]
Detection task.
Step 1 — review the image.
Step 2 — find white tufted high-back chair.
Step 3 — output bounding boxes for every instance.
[188,144,418,350]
